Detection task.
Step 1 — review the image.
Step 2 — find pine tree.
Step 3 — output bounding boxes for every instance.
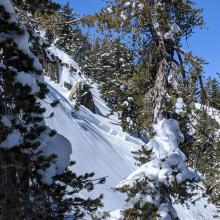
[13,0,60,15]
[190,106,220,206]
[91,38,134,112]
[206,77,220,110]
[55,2,92,68]
[0,1,104,219]
[56,3,79,56]
[86,0,212,218]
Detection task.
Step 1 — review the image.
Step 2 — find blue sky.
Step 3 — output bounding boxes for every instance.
[54,0,220,77]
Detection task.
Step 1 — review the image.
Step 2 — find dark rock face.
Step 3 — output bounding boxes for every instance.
[81,89,95,113]
[39,46,60,82]
[70,82,95,113]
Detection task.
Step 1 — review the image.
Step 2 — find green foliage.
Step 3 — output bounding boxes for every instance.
[86,0,214,218]
[50,100,60,108]
[54,2,92,71]
[74,82,91,111]
[132,145,152,166]
[206,77,220,110]
[13,0,60,15]
[0,2,104,219]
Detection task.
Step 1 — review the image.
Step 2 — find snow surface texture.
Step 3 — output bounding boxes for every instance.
[45,83,219,219]
[44,80,141,210]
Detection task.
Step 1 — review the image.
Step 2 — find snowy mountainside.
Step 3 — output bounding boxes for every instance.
[43,46,219,219]
[44,78,143,211]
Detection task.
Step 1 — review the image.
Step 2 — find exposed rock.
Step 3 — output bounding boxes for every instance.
[81,89,95,113]
[70,82,95,113]
[68,82,80,101]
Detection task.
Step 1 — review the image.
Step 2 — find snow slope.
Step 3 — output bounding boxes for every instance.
[42,48,219,219]
[44,79,219,219]
[44,78,144,211]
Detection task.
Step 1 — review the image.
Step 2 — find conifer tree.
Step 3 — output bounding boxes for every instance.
[13,0,60,15]
[0,1,104,219]
[206,77,220,110]
[86,0,213,218]
[55,2,92,68]
[90,38,133,112]
[56,3,80,56]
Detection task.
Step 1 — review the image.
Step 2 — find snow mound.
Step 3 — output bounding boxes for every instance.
[39,131,72,185]
[117,119,200,188]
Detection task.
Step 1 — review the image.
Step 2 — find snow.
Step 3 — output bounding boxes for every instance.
[44,76,219,219]
[164,31,175,41]
[15,71,40,94]
[115,119,203,219]
[0,129,23,149]
[0,0,43,72]
[173,191,219,220]
[120,12,127,21]
[0,0,218,218]
[0,0,17,23]
[175,97,186,114]
[47,46,80,70]
[46,46,83,86]
[107,210,122,220]
[1,115,12,128]
[0,1,71,186]
[171,23,181,34]
[44,77,144,210]
[124,2,130,7]
[117,119,200,187]
[138,3,144,10]
[164,23,181,41]
[38,131,72,185]
[195,103,220,125]
[14,32,43,71]
[106,7,113,13]
[157,203,172,220]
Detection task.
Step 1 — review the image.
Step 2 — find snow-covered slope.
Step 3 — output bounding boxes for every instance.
[44,79,144,211]
[43,48,219,219]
